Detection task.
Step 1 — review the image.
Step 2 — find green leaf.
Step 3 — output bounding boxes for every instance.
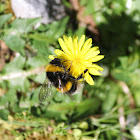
[8,77,30,92]
[128,54,139,72]
[118,57,128,69]
[31,106,41,116]
[27,55,49,68]
[43,110,68,121]
[31,88,40,105]
[32,40,54,55]
[30,17,69,43]
[0,109,9,120]
[75,27,86,37]
[111,69,131,83]
[134,90,140,107]
[53,90,72,103]
[0,3,5,13]
[112,0,126,14]
[79,0,87,6]
[43,99,100,121]
[45,16,69,40]
[3,55,25,73]
[10,18,41,34]
[102,86,118,113]
[46,16,69,39]
[0,13,12,28]
[71,99,100,120]
[29,33,55,43]
[0,89,17,105]
[3,35,25,55]
[30,72,45,84]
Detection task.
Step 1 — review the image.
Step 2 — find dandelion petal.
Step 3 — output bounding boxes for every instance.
[54,49,65,56]
[81,38,92,53]
[91,55,104,62]
[58,38,69,54]
[85,72,94,85]
[91,64,103,71]
[49,55,55,59]
[79,35,85,50]
[89,68,102,75]
[85,50,100,60]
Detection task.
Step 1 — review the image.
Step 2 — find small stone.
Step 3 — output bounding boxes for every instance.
[11,0,66,24]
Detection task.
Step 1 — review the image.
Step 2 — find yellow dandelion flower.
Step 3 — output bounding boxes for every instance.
[49,35,104,85]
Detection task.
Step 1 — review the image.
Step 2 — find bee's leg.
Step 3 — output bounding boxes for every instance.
[67,93,75,101]
[76,69,88,80]
[58,78,62,88]
[69,75,77,80]
[76,74,83,80]
[69,69,88,80]
[58,76,65,93]
[62,61,72,80]
[84,69,88,73]
[62,72,68,80]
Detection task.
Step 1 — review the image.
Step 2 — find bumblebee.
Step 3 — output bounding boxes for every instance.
[39,58,88,102]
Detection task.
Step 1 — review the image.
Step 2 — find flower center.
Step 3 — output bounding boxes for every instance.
[70,57,85,78]
[74,57,80,64]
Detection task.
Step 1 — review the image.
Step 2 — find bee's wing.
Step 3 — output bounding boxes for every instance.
[39,78,52,102]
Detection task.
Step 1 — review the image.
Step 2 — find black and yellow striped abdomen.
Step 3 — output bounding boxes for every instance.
[46,64,65,73]
[46,58,77,94]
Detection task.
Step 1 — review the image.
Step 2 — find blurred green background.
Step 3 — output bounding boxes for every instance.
[0,0,140,139]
